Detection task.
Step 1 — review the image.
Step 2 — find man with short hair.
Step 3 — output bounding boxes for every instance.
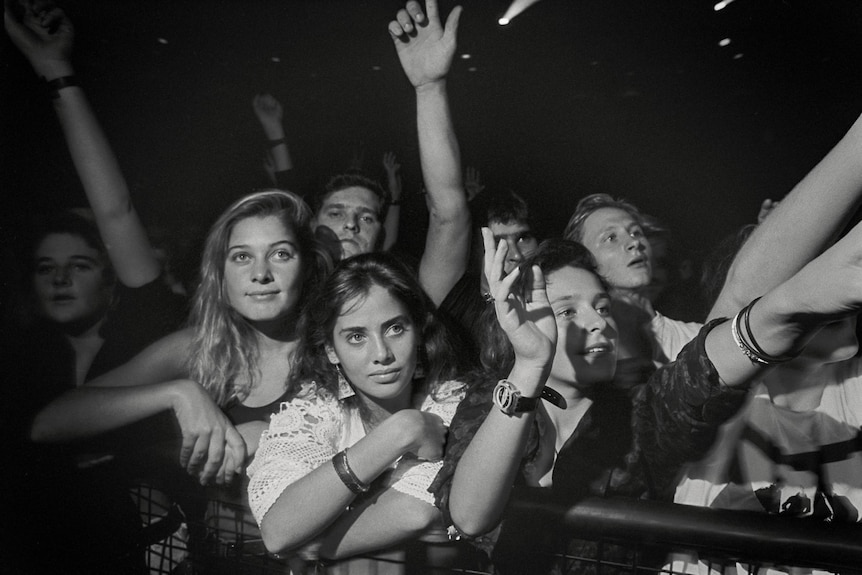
[564,193,701,383]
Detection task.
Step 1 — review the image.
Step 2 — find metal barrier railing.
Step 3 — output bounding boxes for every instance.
[135,483,862,574]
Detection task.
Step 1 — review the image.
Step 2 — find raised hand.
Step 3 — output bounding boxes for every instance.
[464,165,485,202]
[482,227,556,370]
[382,151,403,202]
[170,379,246,485]
[252,93,284,132]
[388,0,463,90]
[382,151,401,176]
[4,0,74,79]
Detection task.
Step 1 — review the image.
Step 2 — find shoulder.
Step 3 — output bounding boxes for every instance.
[420,380,466,425]
[269,381,343,428]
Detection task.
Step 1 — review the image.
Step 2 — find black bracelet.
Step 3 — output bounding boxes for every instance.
[389,200,401,206]
[46,75,79,99]
[741,297,798,364]
[332,449,369,495]
[267,137,286,148]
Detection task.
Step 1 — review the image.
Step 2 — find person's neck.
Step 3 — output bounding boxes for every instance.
[763,360,829,412]
[545,376,590,406]
[358,389,412,431]
[61,316,106,387]
[250,314,299,347]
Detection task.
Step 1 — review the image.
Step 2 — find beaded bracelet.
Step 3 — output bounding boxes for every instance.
[332,449,369,495]
[45,75,79,99]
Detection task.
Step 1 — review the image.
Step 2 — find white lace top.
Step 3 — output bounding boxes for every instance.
[247,379,465,525]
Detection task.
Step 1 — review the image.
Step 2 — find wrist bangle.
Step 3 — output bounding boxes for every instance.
[389,200,401,206]
[267,137,286,148]
[45,75,79,99]
[332,449,369,495]
[731,298,797,366]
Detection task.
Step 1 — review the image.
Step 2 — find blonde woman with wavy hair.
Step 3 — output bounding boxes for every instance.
[33,189,331,483]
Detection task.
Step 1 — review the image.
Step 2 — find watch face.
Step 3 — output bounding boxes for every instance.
[493,380,519,414]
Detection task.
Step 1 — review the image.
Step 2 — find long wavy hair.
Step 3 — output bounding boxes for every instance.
[289,252,457,407]
[477,239,605,382]
[186,189,331,407]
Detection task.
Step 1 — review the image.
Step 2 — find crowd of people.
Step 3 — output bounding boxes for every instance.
[5,1,862,574]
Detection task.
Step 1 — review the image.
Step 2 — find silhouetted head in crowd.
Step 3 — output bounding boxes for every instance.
[25,210,116,334]
[311,172,388,260]
[484,190,539,274]
[563,193,652,291]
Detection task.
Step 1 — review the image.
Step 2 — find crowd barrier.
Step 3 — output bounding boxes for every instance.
[134,484,862,574]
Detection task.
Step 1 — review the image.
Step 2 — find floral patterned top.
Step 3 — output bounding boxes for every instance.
[247,379,465,525]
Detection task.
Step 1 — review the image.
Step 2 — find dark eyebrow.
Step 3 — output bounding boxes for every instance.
[37,255,101,265]
[228,239,298,252]
[549,294,576,306]
[382,314,411,329]
[338,326,367,335]
[340,314,411,335]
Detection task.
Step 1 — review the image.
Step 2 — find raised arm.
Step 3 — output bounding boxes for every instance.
[253,93,294,186]
[709,112,862,320]
[389,0,469,306]
[4,2,160,287]
[448,228,557,536]
[382,151,403,251]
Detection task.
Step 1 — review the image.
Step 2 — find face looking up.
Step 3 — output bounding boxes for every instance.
[314,186,383,259]
[545,265,619,390]
[579,207,653,290]
[488,219,538,274]
[224,215,304,325]
[326,284,418,413]
[33,233,113,330]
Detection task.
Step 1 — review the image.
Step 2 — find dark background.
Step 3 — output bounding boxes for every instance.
[4,0,862,271]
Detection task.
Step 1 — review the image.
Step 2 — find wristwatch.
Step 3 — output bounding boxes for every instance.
[493,379,539,415]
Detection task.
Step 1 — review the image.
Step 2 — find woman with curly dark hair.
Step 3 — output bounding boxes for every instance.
[248,252,465,570]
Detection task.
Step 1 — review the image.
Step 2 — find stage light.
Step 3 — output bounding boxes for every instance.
[498,0,543,26]
[714,0,736,11]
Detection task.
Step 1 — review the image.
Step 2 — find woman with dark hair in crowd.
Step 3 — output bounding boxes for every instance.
[247,252,465,572]
[431,219,862,574]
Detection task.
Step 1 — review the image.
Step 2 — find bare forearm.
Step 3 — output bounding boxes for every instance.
[30,380,182,443]
[318,489,440,560]
[51,82,160,286]
[710,112,862,320]
[260,414,416,553]
[416,80,466,222]
[449,364,543,536]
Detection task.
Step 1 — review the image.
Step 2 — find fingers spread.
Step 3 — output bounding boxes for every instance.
[443,5,463,41]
